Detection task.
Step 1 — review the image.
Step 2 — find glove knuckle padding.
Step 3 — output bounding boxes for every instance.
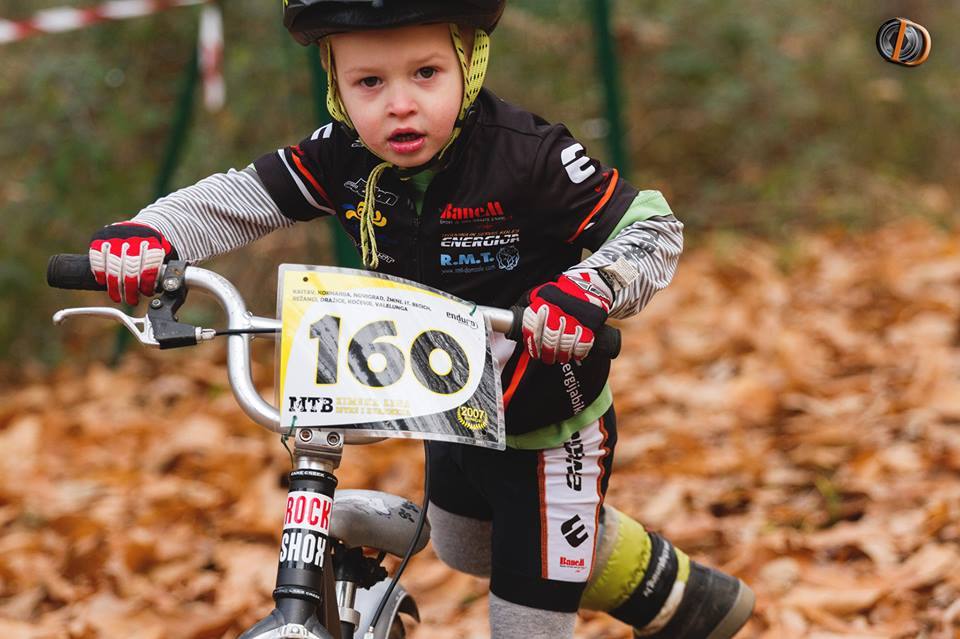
[88,222,172,303]
[539,284,607,330]
[521,272,611,364]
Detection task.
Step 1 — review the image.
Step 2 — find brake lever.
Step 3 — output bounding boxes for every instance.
[52,261,217,349]
[52,307,162,347]
[51,306,218,348]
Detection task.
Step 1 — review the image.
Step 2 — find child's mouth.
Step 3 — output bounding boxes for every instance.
[388,130,426,154]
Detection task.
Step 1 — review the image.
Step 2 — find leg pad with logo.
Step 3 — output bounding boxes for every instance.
[581,505,688,626]
[582,506,754,638]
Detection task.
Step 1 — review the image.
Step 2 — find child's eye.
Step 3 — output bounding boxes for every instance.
[416,67,437,80]
[359,76,381,88]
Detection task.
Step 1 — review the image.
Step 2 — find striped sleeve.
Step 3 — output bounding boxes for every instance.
[131,165,293,262]
[574,193,684,319]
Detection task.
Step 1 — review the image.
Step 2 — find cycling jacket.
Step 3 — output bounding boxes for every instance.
[133,89,682,444]
[247,89,665,438]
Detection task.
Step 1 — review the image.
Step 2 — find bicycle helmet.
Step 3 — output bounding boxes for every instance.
[283,0,506,46]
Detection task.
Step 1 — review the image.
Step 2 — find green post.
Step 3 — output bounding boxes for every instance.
[590,0,630,174]
[307,48,362,269]
[153,45,200,200]
[113,40,201,365]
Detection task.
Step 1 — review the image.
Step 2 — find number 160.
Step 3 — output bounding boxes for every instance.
[309,316,471,395]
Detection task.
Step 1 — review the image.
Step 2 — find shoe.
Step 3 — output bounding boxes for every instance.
[635,560,754,639]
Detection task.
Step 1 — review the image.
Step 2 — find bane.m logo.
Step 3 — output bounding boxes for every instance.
[560,514,589,548]
[560,143,596,184]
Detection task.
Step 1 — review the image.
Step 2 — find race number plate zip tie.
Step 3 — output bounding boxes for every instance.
[280,415,298,466]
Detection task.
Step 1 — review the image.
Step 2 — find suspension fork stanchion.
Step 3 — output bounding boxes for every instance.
[270,429,345,634]
[336,579,360,639]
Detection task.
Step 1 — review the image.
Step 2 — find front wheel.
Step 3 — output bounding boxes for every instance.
[351,580,419,639]
[387,617,406,639]
[347,614,406,639]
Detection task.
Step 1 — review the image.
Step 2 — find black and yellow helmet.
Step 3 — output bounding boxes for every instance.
[283,0,506,46]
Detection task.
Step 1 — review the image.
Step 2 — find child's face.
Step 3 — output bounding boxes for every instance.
[330,23,464,168]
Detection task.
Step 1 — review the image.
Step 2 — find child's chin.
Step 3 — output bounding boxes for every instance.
[388,153,430,168]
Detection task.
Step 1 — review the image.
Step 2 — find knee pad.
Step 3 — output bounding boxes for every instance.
[581,505,690,626]
[427,502,492,577]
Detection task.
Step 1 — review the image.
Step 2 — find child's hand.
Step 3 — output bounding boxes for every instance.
[88,222,174,305]
[521,270,613,365]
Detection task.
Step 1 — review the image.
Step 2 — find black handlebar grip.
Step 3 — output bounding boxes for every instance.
[594,324,622,359]
[507,306,621,359]
[46,254,105,291]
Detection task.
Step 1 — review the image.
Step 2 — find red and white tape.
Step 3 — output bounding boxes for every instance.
[2,0,224,111]
[0,0,205,43]
[199,3,224,111]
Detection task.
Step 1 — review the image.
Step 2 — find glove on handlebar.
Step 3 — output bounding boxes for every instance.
[89,222,174,305]
[522,269,613,365]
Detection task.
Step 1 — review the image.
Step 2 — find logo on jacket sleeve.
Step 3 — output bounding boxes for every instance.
[560,143,596,184]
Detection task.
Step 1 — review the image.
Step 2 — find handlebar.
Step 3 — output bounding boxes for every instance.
[48,254,622,433]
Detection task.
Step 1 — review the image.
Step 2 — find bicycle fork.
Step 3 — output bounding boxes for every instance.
[239,428,347,639]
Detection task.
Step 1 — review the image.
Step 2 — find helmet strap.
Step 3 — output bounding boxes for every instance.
[436,24,489,159]
[324,42,355,129]
[359,161,390,269]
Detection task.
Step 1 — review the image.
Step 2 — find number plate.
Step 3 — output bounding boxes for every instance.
[277,265,504,449]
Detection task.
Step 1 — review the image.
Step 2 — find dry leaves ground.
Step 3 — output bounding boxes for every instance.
[4,221,960,638]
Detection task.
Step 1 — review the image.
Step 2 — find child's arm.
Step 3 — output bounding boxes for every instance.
[521,125,684,363]
[130,165,293,262]
[521,208,682,365]
[88,165,293,304]
[569,197,684,319]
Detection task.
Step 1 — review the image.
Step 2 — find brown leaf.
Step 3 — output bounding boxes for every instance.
[781,584,885,615]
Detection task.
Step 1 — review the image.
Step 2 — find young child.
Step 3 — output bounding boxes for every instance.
[87,2,753,637]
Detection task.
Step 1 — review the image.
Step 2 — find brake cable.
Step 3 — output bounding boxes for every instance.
[213,328,281,337]
[365,441,431,639]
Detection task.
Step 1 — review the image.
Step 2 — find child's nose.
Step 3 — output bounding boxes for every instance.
[386,87,417,118]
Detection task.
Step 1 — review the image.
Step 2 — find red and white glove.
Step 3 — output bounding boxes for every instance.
[522,270,613,365]
[89,222,174,305]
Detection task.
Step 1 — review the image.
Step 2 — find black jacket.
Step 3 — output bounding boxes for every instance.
[253,89,639,435]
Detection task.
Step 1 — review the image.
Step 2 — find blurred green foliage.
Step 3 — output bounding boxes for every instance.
[1,0,958,362]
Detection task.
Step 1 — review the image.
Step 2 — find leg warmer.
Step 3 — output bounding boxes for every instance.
[427,501,492,577]
[489,592,576,639]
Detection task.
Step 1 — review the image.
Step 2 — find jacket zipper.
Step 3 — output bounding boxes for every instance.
[411,173,435,284]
